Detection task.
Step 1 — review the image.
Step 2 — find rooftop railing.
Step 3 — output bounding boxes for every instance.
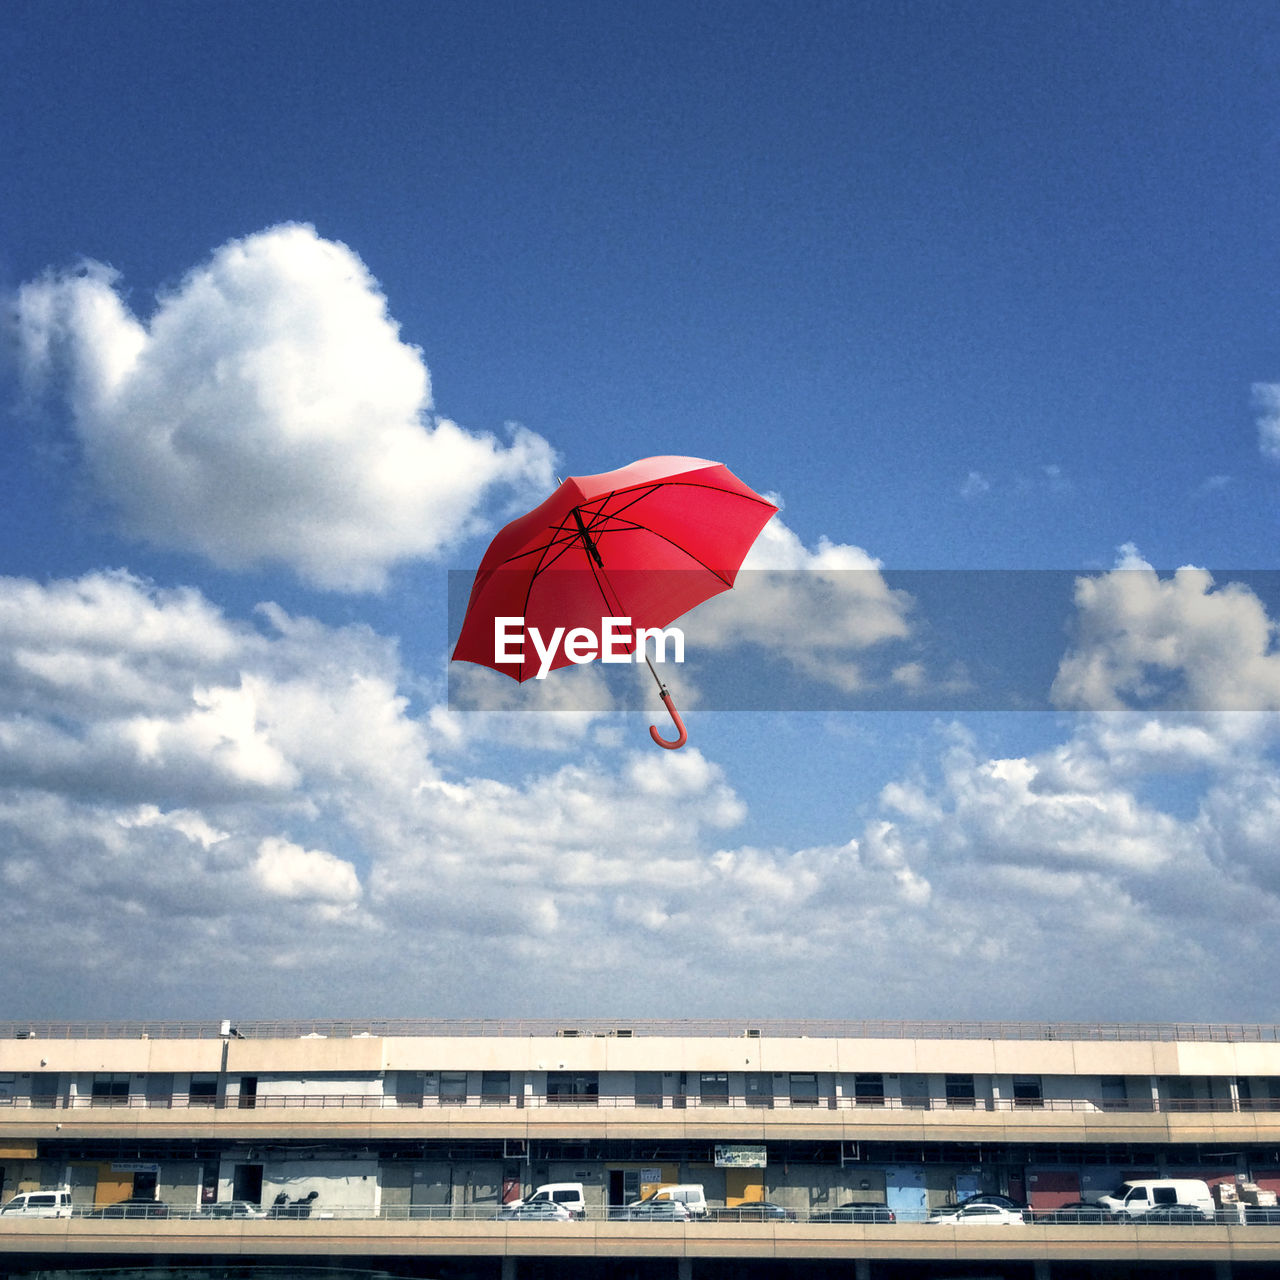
[3,1019,1280,1043]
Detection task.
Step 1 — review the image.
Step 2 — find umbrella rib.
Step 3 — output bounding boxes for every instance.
[492,527,581,572]
[577,480,772,584]
[589,515,737,586]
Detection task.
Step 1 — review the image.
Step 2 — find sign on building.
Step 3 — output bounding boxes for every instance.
[715,1144,767,1168]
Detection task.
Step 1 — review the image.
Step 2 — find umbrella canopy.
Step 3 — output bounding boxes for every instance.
[451,455,777,746]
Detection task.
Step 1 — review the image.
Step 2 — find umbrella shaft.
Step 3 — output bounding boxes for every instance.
[644,653,667,693]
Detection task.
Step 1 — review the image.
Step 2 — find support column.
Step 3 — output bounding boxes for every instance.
[1214,1263,1232,1280]
[1034,1262,1051,1280]
[855,1260,871,1280]
[501,1258,517,1280]
[676,1259,693,1280]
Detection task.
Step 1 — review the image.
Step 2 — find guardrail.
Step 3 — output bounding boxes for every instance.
[3,1019,1279,1043]
[0,1091,1271,1113]
[10,1205,1279,1227]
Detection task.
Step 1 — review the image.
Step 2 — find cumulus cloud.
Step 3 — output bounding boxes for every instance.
[252,836,361,906]
[2,563,1280,1020]
[681,516,915,692]
[1052,547,1280,712]
[12,225,555,590]
[1254,382,1280,461]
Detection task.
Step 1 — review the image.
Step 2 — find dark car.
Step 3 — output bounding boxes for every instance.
[947,1193,1031,1221]
[495,1200,574,1222]
[201,1200,265,1219]
[711,1201,797,1222]
[1033,1201,1115,1224]
[1135,1204,1213,1225]
[88,1198,170,1219]
[811,1201,896,1224]
[617,1199,692,1222]
[954,1193,1028,1212]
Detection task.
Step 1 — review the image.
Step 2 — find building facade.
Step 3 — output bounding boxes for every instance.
[2,1018,1280,1278]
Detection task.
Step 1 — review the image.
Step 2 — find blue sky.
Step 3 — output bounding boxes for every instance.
[3,0,1280,1023]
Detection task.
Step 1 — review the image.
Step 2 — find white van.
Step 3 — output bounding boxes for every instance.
[1,1189,73,1218]
[511,1182,587,1219]
[637,1184,708,1219]
[1096,1178,1214,1219]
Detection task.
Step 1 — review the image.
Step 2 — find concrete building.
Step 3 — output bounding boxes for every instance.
[2,1017,1280,1279]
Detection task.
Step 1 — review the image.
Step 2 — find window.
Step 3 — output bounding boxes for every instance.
[790,1073,819,1106]
[699,1073,729,1106]
[1251,1077,1280,1111]
[1100,1075,1128,1111]
[900,1075,931,1109]
[854,1073,885,1106]
[90,1073,130,1105]
[546,1072,598,1104]
[30,1073,60,1108]
[945,1074,976,1108]
[481,1071,511,1104]
[1012,1077,1043,1108]
[634,1071,663,1108]
[189,1076,217,1107]
[440,1071,469,1104]
[745,1073,773,1108]
[145,1073,173,1107]
[395,1071,425,1106]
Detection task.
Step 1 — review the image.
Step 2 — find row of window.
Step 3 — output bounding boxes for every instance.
[11,1070,1280,1109]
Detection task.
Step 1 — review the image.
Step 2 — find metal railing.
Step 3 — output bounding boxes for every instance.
[3,1019,1280,1043]
[11,1204,1280,1227]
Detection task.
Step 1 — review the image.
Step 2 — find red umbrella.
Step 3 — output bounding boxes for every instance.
[451,455,777,748]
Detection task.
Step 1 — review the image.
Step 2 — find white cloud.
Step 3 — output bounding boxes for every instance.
[1,565,1280,1020]
[13,225,555,590]
[1254,382,1280,461]
[252,836,361,906]
[1052,551,1280,713]
[682,517,915,692]
[933,738,1193,874]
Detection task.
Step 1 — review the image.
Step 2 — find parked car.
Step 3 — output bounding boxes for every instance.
[201,1200,265,1218]
[1032,1201,1115,1224]
[927,1203,1027,1226]
[710,1201,797,1222]
[810,1201,896,1224]
[502,1181,586,1219]
[495,1200,574,1222]
[619,1199,693,1221]
[1097,1178,1214,1219]
[0,1190,73,1218]
[952,1193,1028,1212]
[634,1184,707,1218]
[1134,1204,1213,1225]
[87,1198,170,1219]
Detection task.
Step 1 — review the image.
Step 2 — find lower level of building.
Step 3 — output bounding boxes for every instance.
[6,1137,1280,1221]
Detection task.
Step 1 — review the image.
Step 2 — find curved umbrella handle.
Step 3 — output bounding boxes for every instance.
[649,688,688,750]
